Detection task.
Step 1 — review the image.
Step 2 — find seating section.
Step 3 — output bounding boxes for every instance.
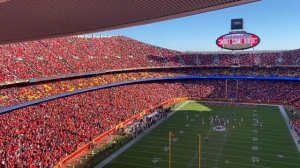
[291,118,300,136]
[2,67,300,108]
[1,80,300,167]
[0,36,300,84]
[292,99,300,110]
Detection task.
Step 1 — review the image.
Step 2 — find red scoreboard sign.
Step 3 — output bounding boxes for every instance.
[216,32,260,50]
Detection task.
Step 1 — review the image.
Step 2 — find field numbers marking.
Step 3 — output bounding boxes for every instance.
[252,137,259,142]
[152,157,161,164]
[173,138,179,142]
[251,146,259,151]
[276,155,284,158]
[251,156,260,163]
[163,146,169,152]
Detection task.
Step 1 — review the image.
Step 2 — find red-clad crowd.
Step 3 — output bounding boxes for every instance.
[0,35,300,84]
[2,67,300,108]
[0,82,183,167]
[1,80,300,167]
[0,36,180,83]
[293,101,300,109]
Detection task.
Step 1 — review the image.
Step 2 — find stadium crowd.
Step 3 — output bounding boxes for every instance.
[2,67,300,108]
[1,35,300,167]
[1,80,300,167]
[0,36,300,84]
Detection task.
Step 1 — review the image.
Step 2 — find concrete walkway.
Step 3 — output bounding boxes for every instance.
[278,105,300,152]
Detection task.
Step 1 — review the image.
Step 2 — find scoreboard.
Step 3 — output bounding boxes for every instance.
[231,18,243,30]
[216,19,260,50]
[216,32,260,50]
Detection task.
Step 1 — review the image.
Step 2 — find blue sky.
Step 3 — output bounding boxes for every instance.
[89,0,300,51]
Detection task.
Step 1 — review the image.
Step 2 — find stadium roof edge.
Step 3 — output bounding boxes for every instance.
[0,0,258,45]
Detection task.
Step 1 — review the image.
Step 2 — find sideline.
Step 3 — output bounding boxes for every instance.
[278,105,300,152]
[95,101,190,168]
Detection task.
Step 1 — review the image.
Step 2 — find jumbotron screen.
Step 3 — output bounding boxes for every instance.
[216,32,260,50]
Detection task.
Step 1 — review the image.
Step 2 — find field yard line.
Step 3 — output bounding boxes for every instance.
[159,117,289,131]
[122,148,300,166]
[150,121,292,142]
[131,144,300,160]
[139,136,299,153]
[196,117,215,167]
[111,158,205,167]
[110,161,218,168]
[143,129,295,146]
[278,105,300,152]
[114,153,277,168]
[108,161,155,167]
[177,100,203,167]
[149,130,288,142]
[212,129,228,167]
[212,106,233,168]
[95,102,189,168]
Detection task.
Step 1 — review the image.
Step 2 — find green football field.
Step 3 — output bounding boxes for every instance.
[103,101,300,168]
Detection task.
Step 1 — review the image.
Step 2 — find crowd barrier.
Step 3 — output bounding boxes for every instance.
[55,97,188,168]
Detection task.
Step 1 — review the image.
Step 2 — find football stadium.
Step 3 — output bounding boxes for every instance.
[0,0,300,168]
